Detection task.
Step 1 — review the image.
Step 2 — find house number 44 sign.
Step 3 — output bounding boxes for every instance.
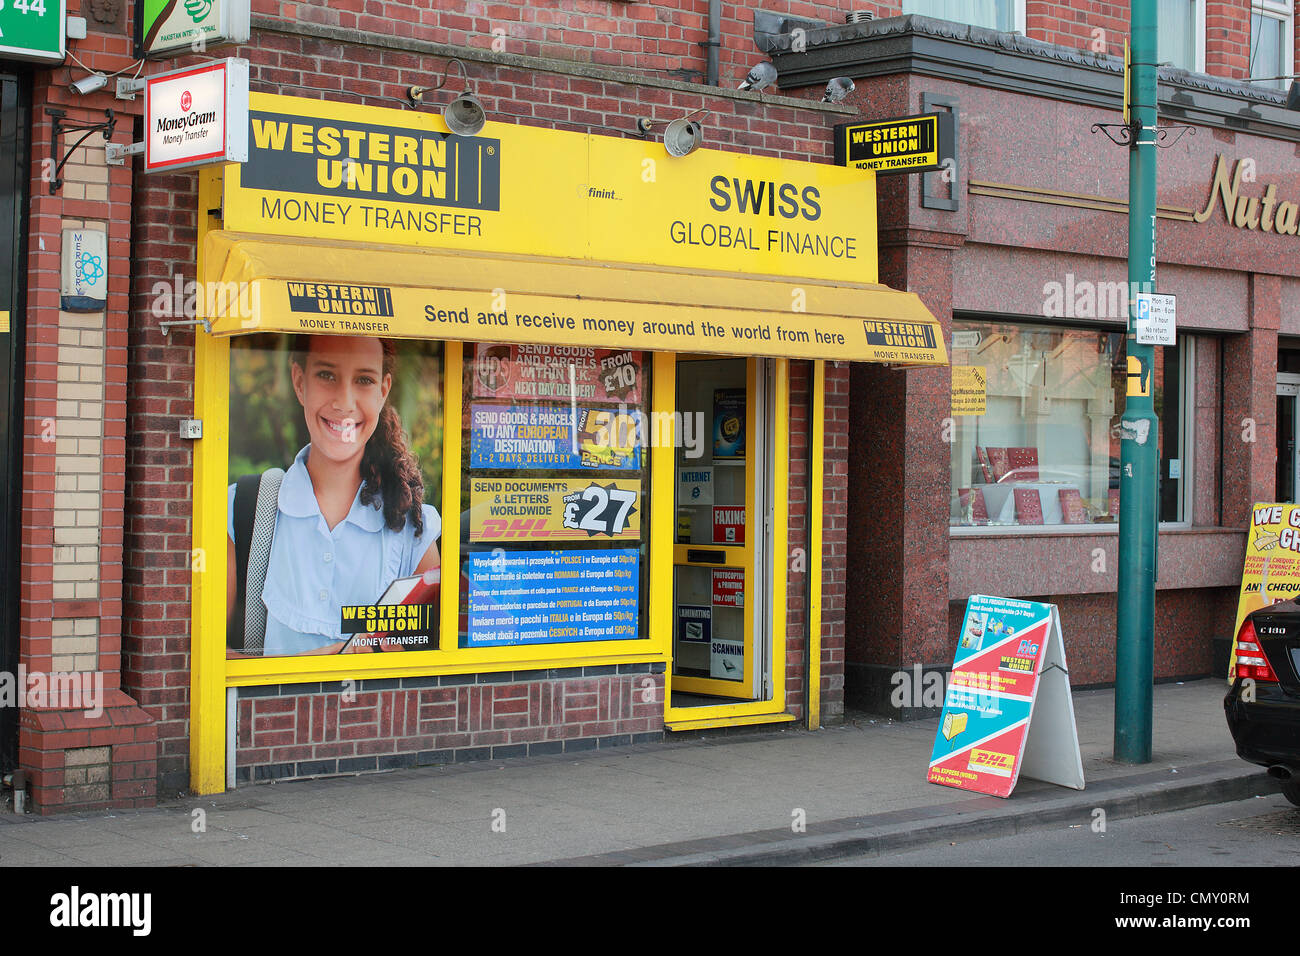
[0,0,66,65]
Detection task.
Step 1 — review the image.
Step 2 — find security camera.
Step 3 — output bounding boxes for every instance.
[70,73,108,95]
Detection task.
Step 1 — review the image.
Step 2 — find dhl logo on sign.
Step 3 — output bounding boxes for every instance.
[968,749,1016,777]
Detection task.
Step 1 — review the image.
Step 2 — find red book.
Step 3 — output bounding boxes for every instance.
[987,447,1011,481]
[975,447,994,483]
[1014,488,1043,525]
[1007,447,1039,482]
[340,568,440,654]
[1058,488,1086,524]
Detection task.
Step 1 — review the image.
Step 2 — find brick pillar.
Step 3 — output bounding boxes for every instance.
[1222,273,1280,529]
[846,238,956,716]
[18,83,156,813]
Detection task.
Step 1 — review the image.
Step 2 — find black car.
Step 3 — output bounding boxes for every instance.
[1224,600,1300,806]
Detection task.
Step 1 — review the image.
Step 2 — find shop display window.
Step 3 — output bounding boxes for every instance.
[457,344,653,648]
[226,333,444,657]
[949,320,1186,531]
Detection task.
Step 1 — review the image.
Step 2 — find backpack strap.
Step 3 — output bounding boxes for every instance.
[229,474,261,651]
[242,468,284,653]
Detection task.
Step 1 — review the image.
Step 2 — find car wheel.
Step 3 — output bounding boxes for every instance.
[1283,775,1300,808]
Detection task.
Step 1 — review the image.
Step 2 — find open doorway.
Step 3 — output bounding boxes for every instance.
[668,356,780,714]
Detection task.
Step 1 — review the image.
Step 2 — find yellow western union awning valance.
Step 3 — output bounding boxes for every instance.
[200,231,948,366]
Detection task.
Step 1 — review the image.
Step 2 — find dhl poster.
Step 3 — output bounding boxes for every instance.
[1229,502,1300,676]
[471,344,643,404]
[467,477,641,542]
[928,594,1084,798]
[469,404,642,470]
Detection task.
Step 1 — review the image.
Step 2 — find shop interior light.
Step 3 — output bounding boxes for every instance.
[408,58,487,135]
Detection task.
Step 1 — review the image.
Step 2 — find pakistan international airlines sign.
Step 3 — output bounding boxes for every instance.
[834,112,955,175]
[223,92,882,283]
[136,0,250,58]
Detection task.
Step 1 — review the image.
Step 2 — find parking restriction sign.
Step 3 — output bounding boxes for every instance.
[1134,292,1176,346]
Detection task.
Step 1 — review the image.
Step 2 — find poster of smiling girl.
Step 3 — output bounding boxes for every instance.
[225,333,443,657]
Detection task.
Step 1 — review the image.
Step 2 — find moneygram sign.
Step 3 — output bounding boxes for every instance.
[145,58,249,173]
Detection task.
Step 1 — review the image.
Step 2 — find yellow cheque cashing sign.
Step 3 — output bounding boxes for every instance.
[213,93,946,365]
[1229,502,1300,676]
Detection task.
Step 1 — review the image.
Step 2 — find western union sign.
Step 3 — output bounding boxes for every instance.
[224,92,882,283]
[834,112,954,175]
[207,93,949,367]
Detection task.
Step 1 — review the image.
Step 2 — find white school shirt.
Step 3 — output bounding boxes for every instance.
[228,445,441,655]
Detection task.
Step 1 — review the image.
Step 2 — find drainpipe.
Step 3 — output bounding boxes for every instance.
[705,0,720,86]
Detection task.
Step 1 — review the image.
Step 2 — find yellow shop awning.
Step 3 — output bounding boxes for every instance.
[200,231,948,366]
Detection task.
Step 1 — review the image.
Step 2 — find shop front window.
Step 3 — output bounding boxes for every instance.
[458,344,652,648]
[949,320,1186,531]
[226,333,444,657]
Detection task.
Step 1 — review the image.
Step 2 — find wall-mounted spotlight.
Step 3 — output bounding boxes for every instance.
[635,110,708,158]
[70,73,109,96]
[408,58,486,135]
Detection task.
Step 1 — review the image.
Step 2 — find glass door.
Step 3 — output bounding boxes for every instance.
[671,357,764,702]
[1278,375,1300,503]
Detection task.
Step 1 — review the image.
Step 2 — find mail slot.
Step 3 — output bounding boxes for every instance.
[687,549,726,564]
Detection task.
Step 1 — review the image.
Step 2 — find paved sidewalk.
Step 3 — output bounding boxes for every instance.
[0,679,1279,866]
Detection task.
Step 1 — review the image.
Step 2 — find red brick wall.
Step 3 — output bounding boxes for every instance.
[124,169,200,795]
[236,668,665,780]
[253,1,1283,97]
[17,13,157,812]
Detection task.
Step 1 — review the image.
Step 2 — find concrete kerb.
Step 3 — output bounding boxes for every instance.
[622,763,1276,866]
[513,758,1268,867]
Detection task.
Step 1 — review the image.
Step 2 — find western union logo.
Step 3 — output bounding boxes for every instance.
[242,112,501,211]
[340,603,435,635]
[862,320,938,350]
[835,113,950,175]
[288,283,395,317]
[968,748,1016,777]
[846,115,937,168]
